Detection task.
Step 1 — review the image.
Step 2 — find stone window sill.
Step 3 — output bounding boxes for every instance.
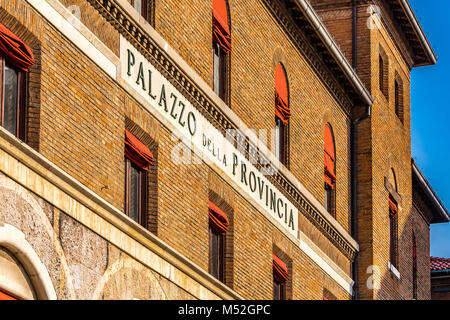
[388,262,401,280]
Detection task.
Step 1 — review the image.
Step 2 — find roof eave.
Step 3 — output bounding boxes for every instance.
[399,0,437,66]
[412,160,450,224]
[293,0,373,107]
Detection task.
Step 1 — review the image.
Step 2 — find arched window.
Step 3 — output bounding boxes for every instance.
[324,124,336,215]
[388,168,399,269]
[212,0,231,103]
[275,63,290,166]
[0,246,35,300]
[0,224,57,300]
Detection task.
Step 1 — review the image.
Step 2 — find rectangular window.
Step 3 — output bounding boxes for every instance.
[128,0,151,22]
[325,183,333,214]
[125,158,148,227]
[394,77,404,123]
[389,214,398,269]
[0,58,27,140]
[379,53,389,99]
[273,280,285,300]
[275,118,287,166]
[273,253,288,300]
[209,227,225,282]
[395,80,399,113]
[378,52,389,100]
[213,42,227,102]
[379,55,384,93]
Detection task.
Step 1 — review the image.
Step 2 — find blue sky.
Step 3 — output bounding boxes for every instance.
[409,0,450,257]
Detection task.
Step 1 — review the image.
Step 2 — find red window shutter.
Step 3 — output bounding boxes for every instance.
[389,196,398,218]
[275,64,290,125]
[324,125,336,188]
[0,22,34,72]
[213,0,231,52]
[272,254,288,284]
[0,289,16,300]
[208,201,230,235]
[125,130,154,171]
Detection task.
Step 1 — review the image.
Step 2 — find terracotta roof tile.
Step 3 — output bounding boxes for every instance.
[431,257,450,271]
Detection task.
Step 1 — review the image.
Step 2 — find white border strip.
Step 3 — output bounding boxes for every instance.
[23,0,354,294]
[300,238,353,294]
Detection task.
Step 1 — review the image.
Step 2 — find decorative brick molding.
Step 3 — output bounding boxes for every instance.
[384,176,402,206]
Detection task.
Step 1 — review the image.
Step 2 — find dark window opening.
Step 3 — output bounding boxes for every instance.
[379,55,384,92]
[389,209,398,269]
[209,227,225,282]
[213,42,228,103]
[125,158,148,227]
[325,183,333,214]
[275,117,288,166]
[128,0,153,23]
[0,58,27,140]
[394,77,404,123]
[273,279,285,300]
[379,53,389,99]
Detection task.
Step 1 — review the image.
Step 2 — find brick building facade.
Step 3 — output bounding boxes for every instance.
[0,0,447,300]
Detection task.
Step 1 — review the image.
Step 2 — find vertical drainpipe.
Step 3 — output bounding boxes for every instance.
[351,0,371,298]
[352,0,358,71]
[350,0,358,301]
[351,103,371,301]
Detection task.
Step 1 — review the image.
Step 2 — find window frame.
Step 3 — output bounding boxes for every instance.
[324,182,333,214]
[379,51,389,100]
[0,57,27,140]
[124,157,148,228]
[128,0,152,23]
[394,75,404,123]
[213,41,228,103]
[273,278,285,300]
[275,117,288,166]
[324,124,336,217]
[379,55,384,94]
[209,226,225,282]
[389,209,398,269]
